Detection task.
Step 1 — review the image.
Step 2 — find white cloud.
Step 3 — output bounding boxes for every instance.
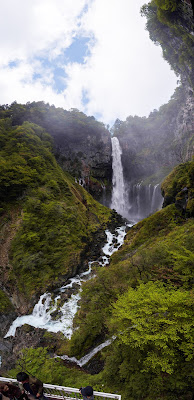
[0,0,178,125]
[62,0,178,124]
[0,0,88,64]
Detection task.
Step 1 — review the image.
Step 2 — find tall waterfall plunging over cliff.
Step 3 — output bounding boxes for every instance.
[110,137,163,221]
[111,137,128,219]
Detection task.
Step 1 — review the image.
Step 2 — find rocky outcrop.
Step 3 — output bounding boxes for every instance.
[161,159,194,216]
[0,311,18,373]
[0,325,57,371]
[114,85,194,186]
[54,125,112,200]
[174,87,194,162]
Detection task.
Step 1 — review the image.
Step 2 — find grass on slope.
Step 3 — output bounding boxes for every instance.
[0,120,112,299]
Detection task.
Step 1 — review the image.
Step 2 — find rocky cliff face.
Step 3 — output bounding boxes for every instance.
[113,84,194,187]
[54,125,112,200]
[113,0,192,186]
[174,86,194,162]
[5,102,113,201]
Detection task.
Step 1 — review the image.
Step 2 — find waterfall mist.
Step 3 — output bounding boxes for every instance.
[111,137,163,221]
[111,137,129,219]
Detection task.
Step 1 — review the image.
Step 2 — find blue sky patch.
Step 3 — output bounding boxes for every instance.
[8,60,20,69]
[31,36,92,93]
[65,37,90,63]
[33,72,42,80]
[92,112,103,122]
[52,67,67,93]
[31,56,68,93]
[82,89,90,106]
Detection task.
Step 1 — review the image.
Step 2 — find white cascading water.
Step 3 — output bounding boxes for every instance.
[59,336,116,367]
[111,137,128,219]
[5,226,131,339]
[151,183,159,212]
[4,138,164,365]
[136,183,141,216]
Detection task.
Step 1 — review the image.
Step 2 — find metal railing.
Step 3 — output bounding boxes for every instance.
[0,377,121,400]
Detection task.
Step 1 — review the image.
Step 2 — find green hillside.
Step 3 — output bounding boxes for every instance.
[0,118,112,303]
[65,159,194,400]
[0,1,193,399]
[9,159,194,400]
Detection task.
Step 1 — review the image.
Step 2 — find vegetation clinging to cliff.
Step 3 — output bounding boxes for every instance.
[66,160,194,400]
[0,101,108,143]
[141,0,194,86]
[0,119,112,299]
[10,162,194,399]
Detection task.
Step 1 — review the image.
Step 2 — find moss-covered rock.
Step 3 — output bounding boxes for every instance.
[0,289,14,313]
[0,120,112,310]
[161,158,194,215]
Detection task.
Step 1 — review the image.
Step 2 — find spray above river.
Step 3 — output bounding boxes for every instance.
[111,137,129,219]
[111,136,163,221]
[5,137,163,363]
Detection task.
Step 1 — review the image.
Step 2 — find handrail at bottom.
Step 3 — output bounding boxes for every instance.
[0,377,121,400]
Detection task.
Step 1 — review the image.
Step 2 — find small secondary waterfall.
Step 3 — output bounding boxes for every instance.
[58,336,116,367]
[126,182,163,220]
[151,183,159,212]
[111,137,128,219]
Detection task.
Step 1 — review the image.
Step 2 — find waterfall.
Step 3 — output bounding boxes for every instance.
[148,184,151,203]
[151,183,159,212]
[4,225,132,339]
[59,336,116,367]
[4,290,81,339]
[110,137,163,221]
[136,183,142,216]
[111,137,128,219]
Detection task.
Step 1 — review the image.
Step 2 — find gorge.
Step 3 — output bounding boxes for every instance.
[110,137,163,221]
[0,1,194,399]
[4,225,129,339]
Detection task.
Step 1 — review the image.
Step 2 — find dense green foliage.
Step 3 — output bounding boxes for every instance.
[0,289,14,313]
[0,119,112,298]
[12,206,193,398]
[0,119,53,202]
[161,158,194,215]
[112,282,193,374]
[1,2,194,398]
[0,102,107,140]
[0,101,111,183]
[5,156,194,399]
[141,0,194,86]
[64,161,194,400]
[9,346,108,393]
[10,347,89,387]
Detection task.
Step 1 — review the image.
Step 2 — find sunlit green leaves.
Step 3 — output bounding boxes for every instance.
[112,282,194,373]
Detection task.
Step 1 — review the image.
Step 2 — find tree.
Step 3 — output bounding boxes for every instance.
[154,0,177,12]
[111,281,194,374]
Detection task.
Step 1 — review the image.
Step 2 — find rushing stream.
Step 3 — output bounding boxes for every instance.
[5,225,131,339]
[5,136,163,367]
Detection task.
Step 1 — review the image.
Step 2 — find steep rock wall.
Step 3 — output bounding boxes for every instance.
[54,126,112,199]
[114,85,194,187]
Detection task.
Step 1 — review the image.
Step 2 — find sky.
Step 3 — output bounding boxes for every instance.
[0,0,178,126]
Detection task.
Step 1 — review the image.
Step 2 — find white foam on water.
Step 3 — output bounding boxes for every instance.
[5,225,131,338]
[59,336,116,367]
